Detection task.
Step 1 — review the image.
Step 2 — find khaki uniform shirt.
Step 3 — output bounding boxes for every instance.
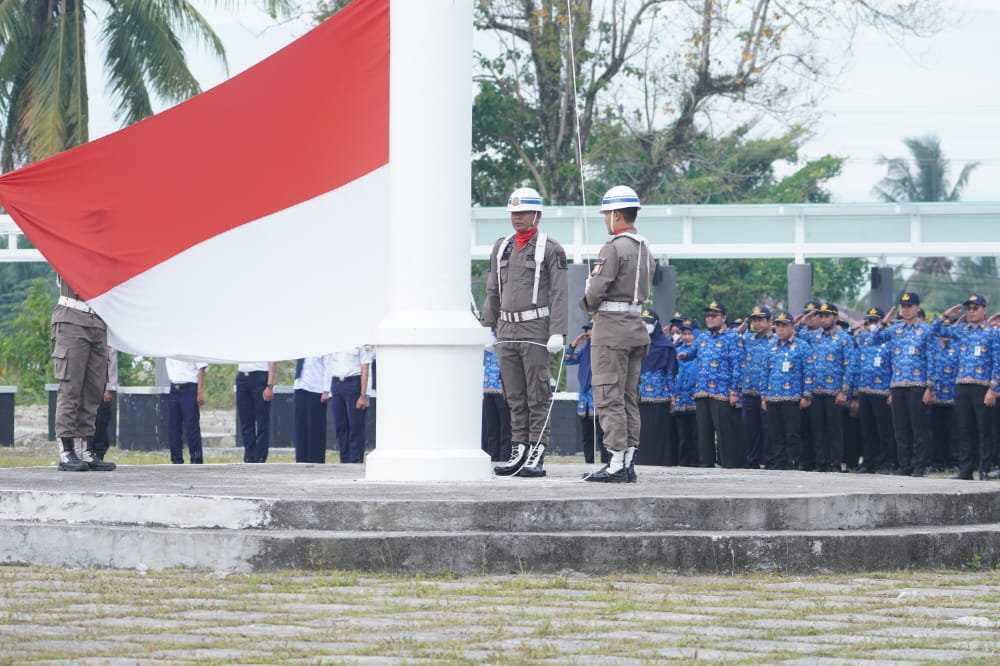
[580,232,653,347]
[482,233,569,341]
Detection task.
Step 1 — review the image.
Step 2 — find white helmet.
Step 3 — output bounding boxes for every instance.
[600,185,641,212]
[507,187,544,212]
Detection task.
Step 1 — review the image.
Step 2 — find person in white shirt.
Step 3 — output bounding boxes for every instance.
[236,361,276,462]
[166,358,208,464]
[328,346,372,463]
[293,355,333,463]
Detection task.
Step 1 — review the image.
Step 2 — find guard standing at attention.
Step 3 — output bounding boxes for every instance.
[580,185,654,483]
[482,187,568,478]
[51,277,116,471]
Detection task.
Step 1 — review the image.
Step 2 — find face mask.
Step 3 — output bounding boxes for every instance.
[645,323,655,334]
[672,333,681,344]
[868,323,878,332]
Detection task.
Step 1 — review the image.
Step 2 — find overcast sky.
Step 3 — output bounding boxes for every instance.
[86,1,1000,204]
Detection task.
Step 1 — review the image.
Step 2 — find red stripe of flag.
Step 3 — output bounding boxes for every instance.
[0,0,388,300]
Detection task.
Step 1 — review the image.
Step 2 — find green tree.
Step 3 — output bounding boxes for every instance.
[473,0,941,205]
[0,0,293,170]
[0,279,55,402]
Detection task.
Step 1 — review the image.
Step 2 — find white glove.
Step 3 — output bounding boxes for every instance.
[546,334,564,353]
[484,339,495,352]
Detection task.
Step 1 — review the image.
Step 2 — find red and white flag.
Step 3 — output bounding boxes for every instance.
[0,0,389,361]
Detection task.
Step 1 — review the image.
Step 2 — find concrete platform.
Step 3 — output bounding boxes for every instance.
[1,463,999,574]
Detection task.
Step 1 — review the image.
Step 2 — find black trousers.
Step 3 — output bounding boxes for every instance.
[841,405,861,468]
[674,411,698,466]
[809,394,843,469]
[168,384,203,464]
[637,402,670,466]
[741,394,767,468]
[858,392,894,469]
[890,386,931,474]
[954,383,993,476]
[765,401,802,468]
[91,391,115,460]
[481,393,512,462]
[294,389,328,463]
[236,371,270,463]
[695,397,746,468]
[580,415,608,464]
[930,403,957,470]
[799,405,815,469]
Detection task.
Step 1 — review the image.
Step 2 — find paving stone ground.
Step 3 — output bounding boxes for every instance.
[1,566,998,665]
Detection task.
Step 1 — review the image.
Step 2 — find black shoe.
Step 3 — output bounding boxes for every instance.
[910,469,925,477]
[515,444,546,478]
[583,464,629,483]
[86,457,117,471]
[951,473,974,481]
[896,468,912,476]
[878,466,891,475]
[855,466,874,474]
[58,451,90,472]
[494,443,528,476]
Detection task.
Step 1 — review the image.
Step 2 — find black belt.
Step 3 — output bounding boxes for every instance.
[241,371,267,377]
[171,382,197,390]
[332,375,360,382]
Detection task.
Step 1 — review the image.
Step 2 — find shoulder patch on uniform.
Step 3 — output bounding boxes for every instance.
[556,251,567,270]
[591,258,605,276]
[500,244,513,260]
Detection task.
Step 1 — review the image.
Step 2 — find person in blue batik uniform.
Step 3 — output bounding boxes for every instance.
[846,307,895,474]
[800,301,853,472]
[637,308,677,466]
[741,305,774,469]
[869,292,935,476]
[481,338,512,462]
[762,312,815,470]
[674,319,700,466]
[928,331,959,473]
[693,300,746,468]
[935,295,1000,479]
[564,322,608,464]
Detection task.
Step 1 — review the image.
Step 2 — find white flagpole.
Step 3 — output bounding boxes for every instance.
[365,0,491,480]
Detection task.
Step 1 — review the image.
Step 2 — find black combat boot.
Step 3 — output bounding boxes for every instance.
[58,437,89,472]
[79,438,116,471]
[494,442,528,476]
[624,446,638,483]
[516,443,546,477]
[583,449,629,483]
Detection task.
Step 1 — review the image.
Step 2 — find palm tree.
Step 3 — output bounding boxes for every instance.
[0,1,291,172]
[873,134,979,306]
[873,134,978,204]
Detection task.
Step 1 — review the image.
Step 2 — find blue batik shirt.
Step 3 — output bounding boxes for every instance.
[930,337,958,405]
[930,319,1000,390]
[483,350,503,394]
[693,327,744,402]
[763,335,816,402]
[801,327,853,396]
[674,339,698,412]
[563,343,595,417]
[742,331,776,396]
[846,329,892,399]
[870,320,935,388]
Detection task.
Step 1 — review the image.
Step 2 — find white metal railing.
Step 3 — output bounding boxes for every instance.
[4,201,999,264]
[472,201,1000,264]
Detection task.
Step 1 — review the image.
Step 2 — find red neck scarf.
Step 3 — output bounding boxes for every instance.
[514,227,538,250]
[613,226,637,235]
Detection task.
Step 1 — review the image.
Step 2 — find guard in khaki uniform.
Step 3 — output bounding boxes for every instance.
[581,185,654,483]
[481,187,568,477]
[51,278,116,471]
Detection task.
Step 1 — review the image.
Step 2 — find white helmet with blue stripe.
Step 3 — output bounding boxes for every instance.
[507,187,544,212]
[600,185,641,212]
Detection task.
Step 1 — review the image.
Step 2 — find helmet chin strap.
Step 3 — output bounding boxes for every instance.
[531,211,539,227]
